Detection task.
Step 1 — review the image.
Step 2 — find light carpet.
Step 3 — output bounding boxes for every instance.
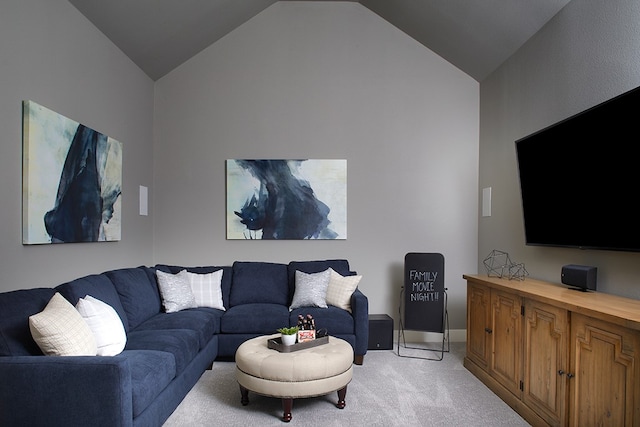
[164,342,530,426]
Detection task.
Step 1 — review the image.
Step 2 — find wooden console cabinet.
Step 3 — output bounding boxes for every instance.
[464,274,640,427]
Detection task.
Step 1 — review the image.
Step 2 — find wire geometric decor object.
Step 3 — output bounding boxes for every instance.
[483,249,528,281]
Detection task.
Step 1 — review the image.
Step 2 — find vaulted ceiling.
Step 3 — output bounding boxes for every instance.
[68,0,571,82]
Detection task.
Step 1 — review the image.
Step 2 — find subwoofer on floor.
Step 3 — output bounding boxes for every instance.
[368,314,393,350]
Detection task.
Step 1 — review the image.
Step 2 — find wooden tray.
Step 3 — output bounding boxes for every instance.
[267,335,329,353]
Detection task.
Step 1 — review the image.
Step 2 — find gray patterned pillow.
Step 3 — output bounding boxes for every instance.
[289,268,331,311]
[155,270,197,313]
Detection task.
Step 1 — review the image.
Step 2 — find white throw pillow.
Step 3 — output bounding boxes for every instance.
[178,269,225,311]
[156,270,197,313]
[29,292,97,356]
[289,269,331,311]
[76,295,127,356]
[325,268,362,312]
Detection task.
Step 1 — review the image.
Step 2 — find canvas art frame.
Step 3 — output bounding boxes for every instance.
[22,100,122,244]
[226,159,347,240]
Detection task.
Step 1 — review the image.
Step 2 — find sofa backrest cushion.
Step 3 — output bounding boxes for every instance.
[55,273,129,332]
[106,267,161,330]
[230,262,288,306]
[287,260,352,302]
[0,288,56,356]
[155,265,232,310]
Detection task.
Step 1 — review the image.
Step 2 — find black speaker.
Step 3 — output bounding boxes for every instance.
[561,264,597,291]
[368,314,393,350]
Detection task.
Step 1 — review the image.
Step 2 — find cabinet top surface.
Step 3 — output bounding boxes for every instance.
[464,274,640,330]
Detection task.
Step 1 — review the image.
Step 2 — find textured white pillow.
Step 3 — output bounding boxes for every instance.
[178,269,225,311]
[326,268,362,312]
[156,270,197,313]
[76,295,127,356]
[29,292,97,356]
[290,269,331,311]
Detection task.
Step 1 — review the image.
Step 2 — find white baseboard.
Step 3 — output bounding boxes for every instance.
[393,329,466,343]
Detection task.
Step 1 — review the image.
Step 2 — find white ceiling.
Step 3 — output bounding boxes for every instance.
[67,0,571,82]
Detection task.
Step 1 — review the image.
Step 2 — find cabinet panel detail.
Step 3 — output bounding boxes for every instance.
[490,290,523,397]
[467,283,491,368]
[523,300,568,427]
[570,314,639,427]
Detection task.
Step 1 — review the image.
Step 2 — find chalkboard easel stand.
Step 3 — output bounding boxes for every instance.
[396,252,450,361]
[396,286,450,361]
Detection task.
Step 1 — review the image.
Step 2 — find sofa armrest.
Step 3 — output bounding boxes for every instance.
[0,355,132,427]
[350,288,369,362]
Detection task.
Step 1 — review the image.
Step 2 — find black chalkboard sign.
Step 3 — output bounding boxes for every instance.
[403,253,445,332]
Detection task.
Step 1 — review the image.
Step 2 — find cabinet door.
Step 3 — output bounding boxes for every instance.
[467,282,491,368]
[523,300,568,427]
[490,289,523,397]
[570,313,640,427]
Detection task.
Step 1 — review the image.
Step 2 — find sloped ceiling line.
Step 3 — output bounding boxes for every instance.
[68,0,571,82]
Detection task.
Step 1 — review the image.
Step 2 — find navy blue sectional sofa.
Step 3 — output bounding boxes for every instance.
[0,259,368,427]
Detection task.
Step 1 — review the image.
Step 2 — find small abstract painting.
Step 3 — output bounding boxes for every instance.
[227,159,346,240]
[22,100,122,244]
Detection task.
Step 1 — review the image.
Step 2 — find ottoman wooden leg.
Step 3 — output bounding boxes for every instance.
[239,385,249,406]
[336,385,348,409]
[281,398,293,422]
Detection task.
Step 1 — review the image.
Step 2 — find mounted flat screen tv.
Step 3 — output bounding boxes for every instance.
[515,85,640,252]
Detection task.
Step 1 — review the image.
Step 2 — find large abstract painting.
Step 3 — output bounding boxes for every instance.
[22,100,122,244]
[227,159,346,240]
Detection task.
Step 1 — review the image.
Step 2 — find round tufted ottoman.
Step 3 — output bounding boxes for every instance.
[235,334,354,422]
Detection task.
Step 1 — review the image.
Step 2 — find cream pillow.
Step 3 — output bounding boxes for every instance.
[156,270,197,313]
[29,292,97,356]
[76,295,127,356]
[326,268,362,312]
[178,269,225,311]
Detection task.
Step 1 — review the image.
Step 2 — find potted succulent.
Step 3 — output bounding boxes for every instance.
[277,326,299,346]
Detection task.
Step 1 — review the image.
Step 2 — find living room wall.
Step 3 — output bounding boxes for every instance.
[153,2,479,330]
[479,0,640,299]
[0,0,155,292]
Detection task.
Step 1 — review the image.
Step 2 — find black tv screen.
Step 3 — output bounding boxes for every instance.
[515,85,640,252]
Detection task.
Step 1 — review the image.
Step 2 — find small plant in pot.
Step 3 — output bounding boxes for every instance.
[277,326,299,346]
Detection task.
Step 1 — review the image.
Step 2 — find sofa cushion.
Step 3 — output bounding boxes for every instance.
[29,293,97,356]
[155,265,232,309]
[289,269,331,310]
[106,267,161,330]
[221,303,290,334]
[134,308,221,348]
[0,288,56,356]
[76,295,127,356]
[230,262,288,306]
[123,350,176,418]
[325,268,362,312]
[55,273,129,332]
[155,270,197,313]
[289,306,355,335]
[126,329,199,375]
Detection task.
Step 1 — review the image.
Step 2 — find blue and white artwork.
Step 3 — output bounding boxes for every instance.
[227,159,346,240]
[22,100,122,244]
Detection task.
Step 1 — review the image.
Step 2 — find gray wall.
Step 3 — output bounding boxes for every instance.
[9,0,638,334]
[0,0,155,291]
[479,0,640,299]
[153,2,479,329]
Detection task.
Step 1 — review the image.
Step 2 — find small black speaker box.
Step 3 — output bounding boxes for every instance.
[561,264,597,291]
[368,314,393,350]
